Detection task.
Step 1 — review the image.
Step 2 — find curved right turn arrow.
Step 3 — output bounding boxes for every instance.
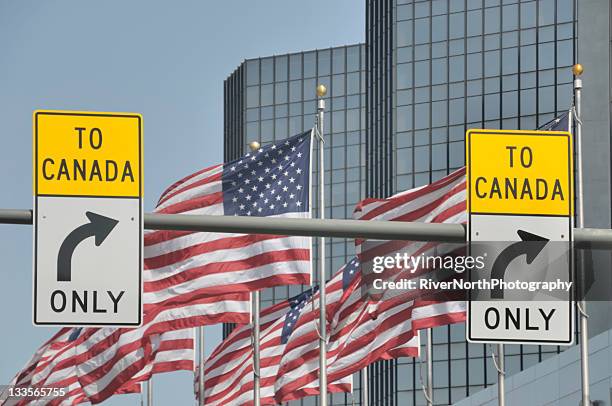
[57,211,119,282]
[490,230,549,299]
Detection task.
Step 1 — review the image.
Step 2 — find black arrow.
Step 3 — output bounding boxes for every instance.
[57,211,119,282]
[490,230,549,299]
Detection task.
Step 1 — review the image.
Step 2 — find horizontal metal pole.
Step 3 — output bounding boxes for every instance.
[145,213,466,242]
[0,209,33,225]
[1,209,612,248]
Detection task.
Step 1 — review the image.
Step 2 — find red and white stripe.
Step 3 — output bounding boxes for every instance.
[6,329,73,390]
[73,301,215,404]
[3,329,78,406]
[6,327,194,406]
[120,328,195,387]
[353,168,467,331]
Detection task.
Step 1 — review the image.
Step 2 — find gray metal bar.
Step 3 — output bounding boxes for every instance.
[146,213,466,242]
[0,209,32,224]
[2,209,612,248]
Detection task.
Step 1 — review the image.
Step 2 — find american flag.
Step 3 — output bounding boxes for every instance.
[58,291,245,404]
[4,326,192,406]
[274,258,419,403]
[202,289,351,405]
[143,130,313,310]
[198,299,293,405]
[77,328,194,404]
[353,167,468,332]
[73,309,198,403]
[24,286,237,406]
[275,169,469,397]
[3,328,83,406]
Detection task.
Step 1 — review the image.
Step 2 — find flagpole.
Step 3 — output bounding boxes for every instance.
[572,63,591,406]
[316,83,328,406]
[426,329,433,406]
[198,326,205,406]
[147,377,153,406]
[252,291,261,406]
[248,141,263,406]
[361,367,369,406]
[497,344,505,406]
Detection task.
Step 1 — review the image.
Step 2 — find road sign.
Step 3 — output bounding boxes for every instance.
[466,129,574,345]
[33,110,143,326]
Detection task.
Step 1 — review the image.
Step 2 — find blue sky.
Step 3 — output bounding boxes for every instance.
[0,1,363,404]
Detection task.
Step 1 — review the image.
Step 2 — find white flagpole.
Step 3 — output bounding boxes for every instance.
[147,377,153,406]
[497,344,505,406]
[316,84,328,406]
[361,367,369,406]
[426,329,433,406]
[248,141,263,406]
[572,63,591,406]
[252,291,261,406]
[198,327,205,406]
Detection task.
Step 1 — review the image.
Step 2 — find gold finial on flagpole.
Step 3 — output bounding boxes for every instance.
[316,84,327,98]
[572,63,584,76]
[248,141,261,151]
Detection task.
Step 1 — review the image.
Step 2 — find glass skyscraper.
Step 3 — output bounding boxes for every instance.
[364,0,611,405]
[223,45,368,406]
[223,0,612,404]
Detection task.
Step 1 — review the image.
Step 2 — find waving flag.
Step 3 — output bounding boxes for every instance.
[353,167,468,331]
[106,328,195,397]
[197,298,296,405]
[274,259,358,402]
[275,170,469,398]
[203,289,351,406]
[74,310,197,403]
[143,130,313,314]
[3,328,81,406]
[5,326,194,406]
[274,258,419,403]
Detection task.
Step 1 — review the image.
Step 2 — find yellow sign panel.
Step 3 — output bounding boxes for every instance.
[34,111,142,197]
[466,129,573,216]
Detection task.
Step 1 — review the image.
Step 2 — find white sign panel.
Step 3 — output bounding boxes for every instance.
[468,215,573,344]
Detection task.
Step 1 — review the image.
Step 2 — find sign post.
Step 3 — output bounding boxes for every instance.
[33,110,143,327]
[466,129,574,345]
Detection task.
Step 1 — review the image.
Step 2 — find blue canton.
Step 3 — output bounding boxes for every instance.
[342,257,360,291]
[222,131,312,217]
[280,286,319,344]
[538,111,569,131]
[68,327,82,341]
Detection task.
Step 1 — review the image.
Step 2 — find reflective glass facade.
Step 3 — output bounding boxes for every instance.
[366,0,576,404]
[223,45,367,405]
[220,0,609,404]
